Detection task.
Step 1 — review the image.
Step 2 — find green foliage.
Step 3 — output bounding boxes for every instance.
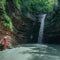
[3,13,14,31]
[13,0,21,10]
[21,0,58,15]
[0,0,14,31]
[12,13,20,19]
[0,0,6,10]
[0,0,58,31]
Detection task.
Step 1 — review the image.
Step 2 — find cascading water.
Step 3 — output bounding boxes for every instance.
[38,14,46,43]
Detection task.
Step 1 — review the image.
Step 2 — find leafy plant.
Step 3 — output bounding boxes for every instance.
[3,13,14,31]
[13,0,21,10]
[0,0,14,31]
[20,0,58,15]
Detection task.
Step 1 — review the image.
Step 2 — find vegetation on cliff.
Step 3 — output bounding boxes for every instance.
[0,0,60,44]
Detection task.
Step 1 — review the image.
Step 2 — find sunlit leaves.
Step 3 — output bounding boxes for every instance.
[0,0,14,31]
[3,14,14,31]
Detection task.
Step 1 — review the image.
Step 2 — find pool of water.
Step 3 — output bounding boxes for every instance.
[0,44,60,60]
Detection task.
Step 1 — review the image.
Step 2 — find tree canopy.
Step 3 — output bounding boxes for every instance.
[21,0,58,15]
[0,0,58,31]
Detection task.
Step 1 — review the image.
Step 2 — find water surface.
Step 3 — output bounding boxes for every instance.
[0,44,60,60]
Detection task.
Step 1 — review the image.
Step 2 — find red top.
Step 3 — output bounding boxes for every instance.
[3,37,7,48]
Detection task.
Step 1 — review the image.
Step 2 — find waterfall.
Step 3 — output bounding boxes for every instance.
[38,14,46,43]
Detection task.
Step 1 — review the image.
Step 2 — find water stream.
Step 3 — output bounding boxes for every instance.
[38,14,46,43]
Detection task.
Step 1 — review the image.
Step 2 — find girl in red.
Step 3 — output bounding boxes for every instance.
[3,37,8,49]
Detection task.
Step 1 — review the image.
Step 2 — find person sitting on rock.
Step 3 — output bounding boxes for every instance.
[4,32,13,49]
[3,37,8,49]
[0,36,8,49]
[0,32,13,49]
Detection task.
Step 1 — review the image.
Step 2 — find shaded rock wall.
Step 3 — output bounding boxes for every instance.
[12,16,40,43]
[44,8,60,44]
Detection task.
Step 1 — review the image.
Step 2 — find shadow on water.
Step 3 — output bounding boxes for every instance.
[19,44,60,60]
[0,44,60,60]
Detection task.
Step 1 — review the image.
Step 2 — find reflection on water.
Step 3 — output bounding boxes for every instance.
[0,44,60,60]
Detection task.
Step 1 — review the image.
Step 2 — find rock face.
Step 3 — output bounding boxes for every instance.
[44,8,60,44]
[12,17,34,43]
[12,14,40,43]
